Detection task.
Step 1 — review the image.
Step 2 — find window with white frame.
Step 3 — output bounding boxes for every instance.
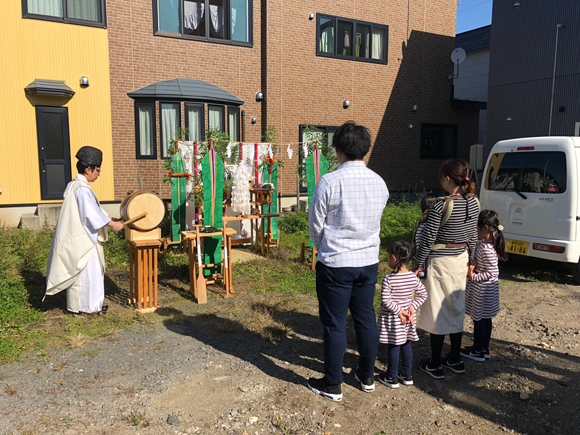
[24,0,106,27]
[317,14,387,64]
[155,0,252,45]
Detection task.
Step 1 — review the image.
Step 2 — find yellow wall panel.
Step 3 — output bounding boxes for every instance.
[0,3,114,205]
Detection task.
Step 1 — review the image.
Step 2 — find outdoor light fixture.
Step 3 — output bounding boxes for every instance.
[309,12,314,20]
[80,76,89,88]
[255,91,264,102]
[409,124,414,129]
[251,116,257,124]
[514,2,520,7]
[412,104,418,112]
[343,100,350,109]
[506,117,513,122]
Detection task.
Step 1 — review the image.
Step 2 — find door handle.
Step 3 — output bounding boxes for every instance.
[42,158,45,167]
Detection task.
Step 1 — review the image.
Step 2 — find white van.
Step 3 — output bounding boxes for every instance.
[480,136,580,281]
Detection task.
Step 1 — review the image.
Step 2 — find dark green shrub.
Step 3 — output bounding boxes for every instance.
[0,228,45,329]
[279,212,309,234]
[380,201,422,247]
[103,228,130,270]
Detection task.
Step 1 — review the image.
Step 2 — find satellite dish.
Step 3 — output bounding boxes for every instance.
[451,47,466,64]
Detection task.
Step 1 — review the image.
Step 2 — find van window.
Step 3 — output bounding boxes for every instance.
[485,151,567,194]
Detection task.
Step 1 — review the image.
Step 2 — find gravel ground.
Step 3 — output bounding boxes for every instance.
[2,257,580,435]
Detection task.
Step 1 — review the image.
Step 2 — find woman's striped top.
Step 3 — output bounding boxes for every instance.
[378,271,428,345]
[465,242,500,321]
[415,195,479,267]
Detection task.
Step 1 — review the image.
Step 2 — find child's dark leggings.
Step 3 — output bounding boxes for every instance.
[430,332,463,365]
[387,340,413,379]
[473,318,493,351]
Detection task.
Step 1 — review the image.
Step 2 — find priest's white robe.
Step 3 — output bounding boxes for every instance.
[45,175,110,313]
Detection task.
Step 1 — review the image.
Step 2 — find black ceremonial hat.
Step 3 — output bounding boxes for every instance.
[75,146,103,167]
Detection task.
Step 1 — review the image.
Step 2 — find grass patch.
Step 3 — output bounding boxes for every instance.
[79,350,100,358]
[127,412,150,427]
[380,201,421,247]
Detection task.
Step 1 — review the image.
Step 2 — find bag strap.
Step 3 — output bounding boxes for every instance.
[439,194,480,227]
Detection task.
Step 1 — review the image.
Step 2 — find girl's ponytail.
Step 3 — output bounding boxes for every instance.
[493,225,508,261]
[463,177,475,195]
[478,210,508,261]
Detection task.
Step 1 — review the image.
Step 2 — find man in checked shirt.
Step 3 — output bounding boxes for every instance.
[307,121,389,401]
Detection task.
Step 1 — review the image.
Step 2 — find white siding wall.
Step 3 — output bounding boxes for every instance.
[453,49,490,102]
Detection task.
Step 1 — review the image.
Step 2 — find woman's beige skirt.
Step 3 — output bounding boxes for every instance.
[417,251,468,335]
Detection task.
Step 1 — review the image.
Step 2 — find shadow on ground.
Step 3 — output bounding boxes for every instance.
[160,303,580,434]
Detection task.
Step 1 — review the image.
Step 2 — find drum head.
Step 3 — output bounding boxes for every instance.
[122,191,165,231]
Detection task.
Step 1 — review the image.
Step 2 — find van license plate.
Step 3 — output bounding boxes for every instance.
[506,240,529,255]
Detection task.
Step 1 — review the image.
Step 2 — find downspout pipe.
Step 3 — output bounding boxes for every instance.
[548,24,564,136]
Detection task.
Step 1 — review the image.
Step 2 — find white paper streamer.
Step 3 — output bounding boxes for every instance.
[231,162,251,215]
[302,143,308,159]
[226,142,233,159]
[287,144,294,160]
[268,144,273,159]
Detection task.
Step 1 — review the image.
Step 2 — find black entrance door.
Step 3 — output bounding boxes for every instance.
[36,106,71,200]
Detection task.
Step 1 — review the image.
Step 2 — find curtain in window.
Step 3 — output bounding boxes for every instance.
[228,110,239,141]
[187,106,203,141]
[161,103,179,158]
[319,19,335,54]
[139,105,154,156]
[231,0,248,42]
[372,27,385,60]
[67,0,101,22]
[158,0,180,33]
[184,1,204,32]
[208,106,223,131]
[209,2,224,38]
[28,0,63,17]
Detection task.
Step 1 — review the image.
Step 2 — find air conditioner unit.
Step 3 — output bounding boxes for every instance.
[469,144,485,172]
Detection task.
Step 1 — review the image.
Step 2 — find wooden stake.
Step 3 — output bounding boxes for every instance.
[196,233,207,304]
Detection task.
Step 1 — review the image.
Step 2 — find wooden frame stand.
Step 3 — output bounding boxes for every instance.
[128,239,161,313]
[182,227,236,304]
[300,243,317,270]
[249,188,279,258]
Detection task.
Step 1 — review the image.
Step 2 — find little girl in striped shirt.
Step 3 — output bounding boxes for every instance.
[378,241,428,388]
[461,210,507,362]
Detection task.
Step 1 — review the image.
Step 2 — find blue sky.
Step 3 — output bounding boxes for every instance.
[456,0,493,34]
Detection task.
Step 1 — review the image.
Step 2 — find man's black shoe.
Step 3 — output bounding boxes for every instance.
[354,369,375,392]
[307,377,343,402]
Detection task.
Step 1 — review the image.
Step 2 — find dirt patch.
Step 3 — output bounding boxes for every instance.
[1,255,579,434]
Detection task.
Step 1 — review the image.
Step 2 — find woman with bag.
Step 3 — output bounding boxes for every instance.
[413,159,479,379]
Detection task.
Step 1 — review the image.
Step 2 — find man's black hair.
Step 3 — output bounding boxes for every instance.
[76,160,97,174]
[332,121,371,161]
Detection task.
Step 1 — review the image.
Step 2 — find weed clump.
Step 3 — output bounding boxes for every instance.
[279,212,309,234]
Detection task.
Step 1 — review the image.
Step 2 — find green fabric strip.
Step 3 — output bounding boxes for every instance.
[262,161,279,240]
[202,152,224,275]
[306,152,328,247]
[171,153,187,242]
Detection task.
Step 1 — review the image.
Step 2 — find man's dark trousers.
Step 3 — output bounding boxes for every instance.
[316,261,379,385]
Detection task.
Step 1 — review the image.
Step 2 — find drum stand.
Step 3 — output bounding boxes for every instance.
[128,236,161,313]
